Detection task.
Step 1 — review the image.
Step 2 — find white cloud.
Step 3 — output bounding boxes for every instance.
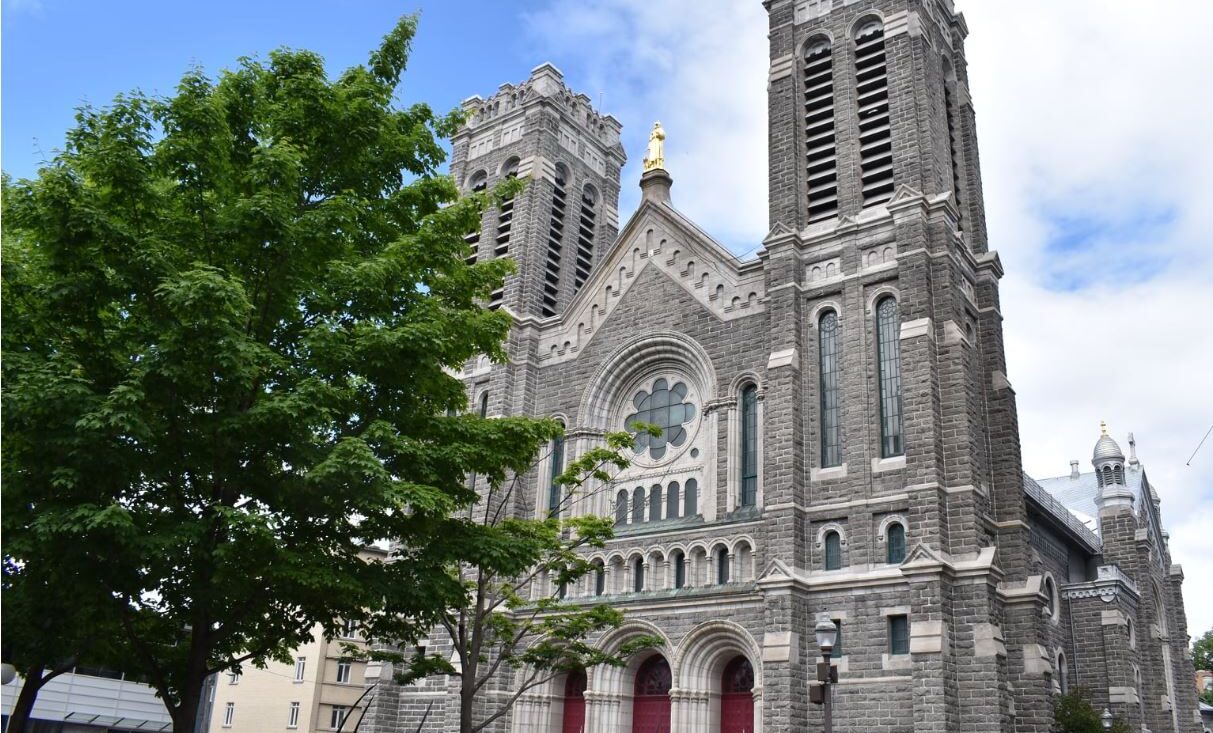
[525,1,1213,637]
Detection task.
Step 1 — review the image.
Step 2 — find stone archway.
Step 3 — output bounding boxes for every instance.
[672,620,763,733]
[586,621,674,733]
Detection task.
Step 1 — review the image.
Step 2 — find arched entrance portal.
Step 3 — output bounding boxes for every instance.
[720,656,754,733]
[632,655,672,733]
[562,669,586,733]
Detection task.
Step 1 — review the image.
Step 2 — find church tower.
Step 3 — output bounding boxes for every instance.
[450,63,626,318]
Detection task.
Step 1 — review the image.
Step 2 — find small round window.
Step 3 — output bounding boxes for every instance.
[626,378,696,460]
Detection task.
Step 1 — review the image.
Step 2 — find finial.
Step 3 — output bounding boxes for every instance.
[1128,432,1139,465]
[642,121,666,172]
[1100,420,1108,436]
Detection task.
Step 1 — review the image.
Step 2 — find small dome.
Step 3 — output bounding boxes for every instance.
[1093,422,1124,462]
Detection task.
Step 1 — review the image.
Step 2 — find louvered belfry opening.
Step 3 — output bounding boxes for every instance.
[943,62,964,229]
[803,38,838,222]
[488,159,519,311]
[573,185,597,293]
[855,19,895,207]
[542,166,569,317]
[465,174,487,265]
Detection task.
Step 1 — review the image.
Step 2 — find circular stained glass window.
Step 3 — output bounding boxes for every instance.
[626,378,697,460]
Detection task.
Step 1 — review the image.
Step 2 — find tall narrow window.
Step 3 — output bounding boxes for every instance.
[876,297,903,457]
[478,392,490,419]
[831,620,844,658]
[886,522,906,564]
[666,481,680,520]
[633,558,645,592]
[595,564,606,596]
[330,706,348,731]
[547,430,565,518]
[855,19,895,206]
[294,657,306,682]
[223,703,235,728]
[288,702,300,728]
[489,159,519,310]
[683,478,698,517]
[336,660,352,684]
[717,549,731,584]
[615,489,629,525]
[942,60,964,228]
[649,484,663,522]
[465,171,488,265]
[888,615,910,655]
[803,37,838,221]
[542,164,569,316]
[824,531,842,570]
[819,311,842,467]
[740,386,759,507]
[673,551,686,589]
[573,186,597,292]
[632,487,646,524]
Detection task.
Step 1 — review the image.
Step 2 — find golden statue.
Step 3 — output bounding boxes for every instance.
[643,121,666,172]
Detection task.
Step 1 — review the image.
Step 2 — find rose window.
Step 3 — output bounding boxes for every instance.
[626,378,696,460]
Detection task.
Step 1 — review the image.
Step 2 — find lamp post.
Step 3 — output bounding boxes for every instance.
[1101,708,1113,731]
[810,616,839,733]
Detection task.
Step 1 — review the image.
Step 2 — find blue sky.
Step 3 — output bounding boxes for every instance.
[4,0,1212,634]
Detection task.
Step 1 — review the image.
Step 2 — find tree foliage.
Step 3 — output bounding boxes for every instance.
[1054,688,1129,733]
[1,15,569,732]
[1194,628,1213,672]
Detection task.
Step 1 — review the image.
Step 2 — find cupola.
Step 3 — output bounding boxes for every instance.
[1092,421,1133,511]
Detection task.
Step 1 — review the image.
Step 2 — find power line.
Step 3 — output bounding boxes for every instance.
[1186,423,1213,466]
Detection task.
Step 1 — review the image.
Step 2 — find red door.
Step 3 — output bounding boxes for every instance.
[562,670,586,733]
[632,656,672,733]
[720,656,755,733]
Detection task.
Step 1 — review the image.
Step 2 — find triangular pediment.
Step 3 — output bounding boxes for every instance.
[528,198,767,365]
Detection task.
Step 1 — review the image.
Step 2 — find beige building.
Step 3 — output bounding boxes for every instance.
[207,621,370,733]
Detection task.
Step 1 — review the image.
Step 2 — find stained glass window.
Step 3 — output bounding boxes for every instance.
[626,378,696,460]
[547,431,565,519]
[819,311,842,467]
[876,297,904,457]
[740,386,759,506]
[888,615,909,655]
[615,489,628,525]
[684,478,698,517]
[824,530,842,570]
[722,657,754,693]
[666,481,680,520]
[886,522,906,564]
[634,657,671,696]
[632,487,646,524]
[649,484,663,522]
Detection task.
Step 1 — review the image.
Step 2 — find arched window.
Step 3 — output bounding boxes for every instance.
[886,522,906,564]
[854,18,895,205]
[683,478,698,517]
[824,530,842,570]
[1113,464,1123,484]
[875,297,904,457]
[547,427,565,519]
[615,489,629,526]
[488,158,520,310]
[819,310,842,467]
[1056,651,1069,694]
[717,548,731,584]
[594,563,606,596]
[649,484,663,522]
[573,185,598,293]
[633,557,645,592]
[478,392,490,418]
[542,164,569,317]
[464,171,488,265]
[1043,576,1058,619]
[942,58,964,228]
[632,487,646,524]
[1102,466,1113,486]
[740,385,759,507]
[672,551,686,589]
[666,481,680,520]
[803,37,838,221]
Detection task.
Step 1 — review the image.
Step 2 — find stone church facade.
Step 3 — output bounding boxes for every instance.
[360,1,1202,731]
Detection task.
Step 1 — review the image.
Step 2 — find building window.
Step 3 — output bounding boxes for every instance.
[854,18,895,205]
[876,297,903,457]
[594,564,606,596]
[824,530,842,571]
[288,702,300,729]
[819,311,842,467]
[342,618,358,639]
[740,385,759,507]
[464,171,488,265]
[294,657,306,682]
[542,164,569,317]
[803,36,838,221]
[330,706,348,731]
[649,484,663,522]
[1043,576,1058,619]
[832,620,844,658]
[1057,651,1069,694]
[886,522,906,564]
[547,430,565,519]
[666,481,680,520]
[478,392,489,419]
[223,702,235,728]
[673,551,686,589]
[336,660,352,684]
[573,185,597,293]
[632,487,646,524]
[942,59,964,228]
[717,548,730,584]
[626,378,697,460]
[683,478,698,517]
[227,671,240,685]
[888,615,910,655]
[633,558,645,592]
[615,489,628,525]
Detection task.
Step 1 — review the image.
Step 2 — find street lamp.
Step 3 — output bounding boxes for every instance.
[1101,708,1113,731]
[810,616,839,733]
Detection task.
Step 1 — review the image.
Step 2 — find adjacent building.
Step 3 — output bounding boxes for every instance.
[0,668,171,732]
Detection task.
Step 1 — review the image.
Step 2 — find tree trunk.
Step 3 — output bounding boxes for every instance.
[7,666,46,733]
[460,667,476,733]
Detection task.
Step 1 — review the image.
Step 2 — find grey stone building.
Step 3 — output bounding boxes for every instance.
[361,1,1202,731]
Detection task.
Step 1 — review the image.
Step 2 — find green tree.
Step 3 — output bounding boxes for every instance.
[1054,688,1131,733]
[365,429,661,733]
[1194,628,1213,672]
[1,16,570,732]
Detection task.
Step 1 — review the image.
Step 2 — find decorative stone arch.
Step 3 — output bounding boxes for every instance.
[728,370,764,399]
[799,30,835,58]
[586,621,673,733]
[1041,572,1060,622]
[814,522,848,550]
[851,11,886,40]
[876,514,908,542]
[808,299,844,326]
[728,373,765,512]
[498,155,521,178]
[730,536,757,583]
[1053,648,1069,694]
[466,168,489,191]
[673,620,764,733]
[864,285,900,316]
